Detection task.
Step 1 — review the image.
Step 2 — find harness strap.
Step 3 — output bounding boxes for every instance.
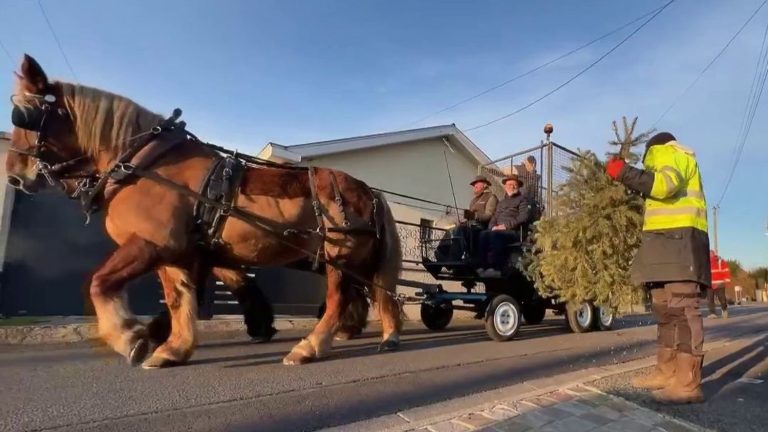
[125,165,399,303]
[329,171,350,227]
[208,156,245,245]
[306,166,325,271]
[79,130,160,218]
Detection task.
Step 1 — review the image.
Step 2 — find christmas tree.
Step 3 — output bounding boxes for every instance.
[523,117,652,309]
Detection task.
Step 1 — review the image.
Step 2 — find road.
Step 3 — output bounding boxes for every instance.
[1,305,766,432]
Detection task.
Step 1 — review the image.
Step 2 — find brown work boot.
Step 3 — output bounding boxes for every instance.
[630,347,676,390]
[652,352,704,404]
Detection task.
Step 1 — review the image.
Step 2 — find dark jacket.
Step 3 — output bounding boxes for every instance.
[489,192,531,231]
[619,163,711,287]
[516,165,541,205]
[468,188,498,226]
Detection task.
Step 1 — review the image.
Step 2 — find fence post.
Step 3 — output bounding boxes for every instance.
[546,140,554,218]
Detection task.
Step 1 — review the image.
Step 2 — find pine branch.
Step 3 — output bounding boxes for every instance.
[523,116,649,311]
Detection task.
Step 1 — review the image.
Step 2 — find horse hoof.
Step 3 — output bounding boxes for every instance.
[334,332,353,341]
[378,340,400,352]
[128,338,150,366]
[282,352,314,365]
[141,354,181,370]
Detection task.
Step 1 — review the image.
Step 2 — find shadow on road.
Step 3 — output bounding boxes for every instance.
[702,333,768,398]
[224,337,657,432]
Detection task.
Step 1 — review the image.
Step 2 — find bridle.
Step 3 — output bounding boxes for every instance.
[9,93,98,196]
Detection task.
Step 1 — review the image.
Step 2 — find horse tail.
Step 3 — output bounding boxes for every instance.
[370,190,405,330]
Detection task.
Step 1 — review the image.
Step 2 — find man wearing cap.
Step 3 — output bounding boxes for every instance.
[516,156,542,219]
[467,175,499,229]
[605,132,710,405]
[477,174,531,277]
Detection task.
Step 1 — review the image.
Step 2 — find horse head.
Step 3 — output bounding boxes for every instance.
[7,54,87,195]
[6,54,162,196]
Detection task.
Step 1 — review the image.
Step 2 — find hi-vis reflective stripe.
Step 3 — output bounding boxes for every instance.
[645,206,707,219]
[657,166,684,195]
[678,189,705,199]
[660,166,683,181]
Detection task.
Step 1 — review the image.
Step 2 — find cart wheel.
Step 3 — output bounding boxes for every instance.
[420,301,453,331]
[522,299,547,325]
[566,301,594,333]
[485,295,521,341]
[592,305,615,331]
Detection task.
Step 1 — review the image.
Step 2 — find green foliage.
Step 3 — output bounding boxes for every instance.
[522,116,652,309]
[726,259,744,278]
[748,266,768,283]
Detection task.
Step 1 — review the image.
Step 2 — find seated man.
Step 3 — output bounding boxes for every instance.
[466,175,499,229]
[477,174,532,277]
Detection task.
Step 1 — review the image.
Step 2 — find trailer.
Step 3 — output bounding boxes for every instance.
[394,126,615,341]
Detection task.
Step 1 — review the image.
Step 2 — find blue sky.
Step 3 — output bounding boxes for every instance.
[1,0,766,269]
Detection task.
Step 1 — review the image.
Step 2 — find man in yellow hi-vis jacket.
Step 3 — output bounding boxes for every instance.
[606,132,711,404]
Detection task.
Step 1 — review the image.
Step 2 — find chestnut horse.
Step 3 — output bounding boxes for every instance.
[6,54,402,368]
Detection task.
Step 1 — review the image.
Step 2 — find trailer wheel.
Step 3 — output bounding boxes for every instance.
[593,305,615,331]
[566,301,594,333]
[485,295,521,341]
[420,301,453,331]
[522,299,547,325]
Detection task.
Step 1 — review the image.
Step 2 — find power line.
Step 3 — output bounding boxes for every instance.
[717,21,768,206]
[37,0,78,82]
[654,0,768,127]
[464,0,675,133]
[403,3,668,129]
[0,37,13,65]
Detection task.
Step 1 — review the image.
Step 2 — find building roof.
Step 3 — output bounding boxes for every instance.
[256,124,494,166]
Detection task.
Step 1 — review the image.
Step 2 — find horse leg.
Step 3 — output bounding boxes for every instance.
[89,234,160,365]
[334,283,368,340]
[374,286,403,352]
[212,267,277,343]
[142,265,198,369]
[284,266,345,365]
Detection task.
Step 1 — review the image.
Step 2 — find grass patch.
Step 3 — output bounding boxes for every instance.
[0,316,50,326]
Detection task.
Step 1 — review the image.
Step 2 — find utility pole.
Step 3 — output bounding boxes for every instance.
[712,205,719,254]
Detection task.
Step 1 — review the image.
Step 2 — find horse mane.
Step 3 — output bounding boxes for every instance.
[58,82,164,158]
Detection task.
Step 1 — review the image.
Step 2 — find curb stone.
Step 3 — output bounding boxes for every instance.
[0,316,483,345]
[0,317,320,345]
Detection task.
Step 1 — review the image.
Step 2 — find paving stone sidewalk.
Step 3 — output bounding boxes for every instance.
[417,385,707,432]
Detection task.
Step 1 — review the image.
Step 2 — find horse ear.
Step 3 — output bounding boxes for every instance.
[19,54,50,94]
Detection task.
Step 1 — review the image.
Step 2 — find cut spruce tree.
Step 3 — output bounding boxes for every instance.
[523,116,652,310]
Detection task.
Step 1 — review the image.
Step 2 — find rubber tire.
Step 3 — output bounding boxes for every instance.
[522,299,547,325]
[485,295,522,342]
[420,301,453,331]
[566,301,594,333]
[592,305,615,331]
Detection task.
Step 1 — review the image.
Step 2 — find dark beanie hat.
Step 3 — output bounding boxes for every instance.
[646,132,676,149]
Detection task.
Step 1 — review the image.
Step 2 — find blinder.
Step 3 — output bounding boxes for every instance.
[11,103,47,131]
[10,93,56,132]
[8,93,96,190]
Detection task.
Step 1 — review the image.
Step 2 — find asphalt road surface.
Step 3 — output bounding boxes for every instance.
[2,305,766,432]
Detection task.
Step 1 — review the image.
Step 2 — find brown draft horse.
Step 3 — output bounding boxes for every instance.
[6,54,403,368]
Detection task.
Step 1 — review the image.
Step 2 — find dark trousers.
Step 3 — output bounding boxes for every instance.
[478,230,519,269]
[650,282,703,355]
[707,287,728,315]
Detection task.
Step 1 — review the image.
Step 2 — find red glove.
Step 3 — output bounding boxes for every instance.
[605,157,625,180]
